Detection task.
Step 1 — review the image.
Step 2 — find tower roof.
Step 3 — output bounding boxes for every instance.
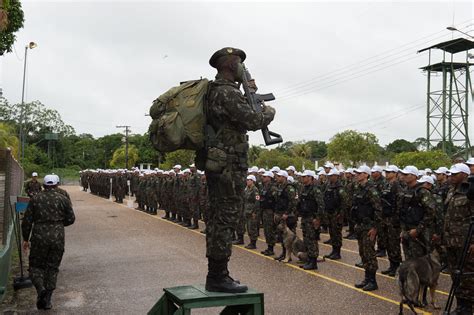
[418,38,474,54]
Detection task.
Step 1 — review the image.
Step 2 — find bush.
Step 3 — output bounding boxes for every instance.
[391,150,452,170]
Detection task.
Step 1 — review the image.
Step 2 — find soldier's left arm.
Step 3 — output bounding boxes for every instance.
[338,187,350,215]
[369,187,383,228]
[313,186,325,219]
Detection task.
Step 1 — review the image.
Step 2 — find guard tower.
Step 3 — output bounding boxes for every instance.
[418,38,474,156]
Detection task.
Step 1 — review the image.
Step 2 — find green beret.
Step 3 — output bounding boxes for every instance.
[209,47,246,68]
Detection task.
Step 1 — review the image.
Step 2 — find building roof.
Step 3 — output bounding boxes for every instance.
[418,38,474,54]
[420,62,470,72]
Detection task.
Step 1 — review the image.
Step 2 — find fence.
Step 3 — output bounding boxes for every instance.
[0,148,24,301]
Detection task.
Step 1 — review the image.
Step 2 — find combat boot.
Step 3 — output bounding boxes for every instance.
[355,260,364,268]
[355,270,369,288]
[323,247,335,259]
[375,248,387,257]
[381,261,399,277]
[261,245,274,256]
[274,246,286,261]
[151,209,157,215]
[36,289,47,310]
[328,246,341,260]
[162,212,170,220]
[347,234,357,240]
[44,290,53,310]
[362,272,378,291]
[188,219,199,229]
[244,240,257,249]
[205,258,248,293]
[170,214,177,222]
[301,257,318,270]
[232,235,244,245]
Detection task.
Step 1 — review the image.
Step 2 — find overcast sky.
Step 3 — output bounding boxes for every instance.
[1,0,473,147]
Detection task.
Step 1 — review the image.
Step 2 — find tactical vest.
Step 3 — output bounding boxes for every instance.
[381,183,396,217]
[351,188,375,223]
[299,185,317,217]
[324,185,341,214]
[399,187,424,226]
[275,184,290,214]
[260,184,275,210]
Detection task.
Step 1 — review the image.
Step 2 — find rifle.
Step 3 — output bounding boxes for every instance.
[241,63,283,146]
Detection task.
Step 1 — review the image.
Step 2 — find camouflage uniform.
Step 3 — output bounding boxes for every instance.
[379,179,402,274]
[352,181,382,276]
[298,183,324,260]
[243,184,260,243]
[196,74,274,261]
[323,180,348,252]
[21,188,75,299]
[371,176,387,255]
[259,180,278,254]
[24,179,42,197]
[444,183,474,304]
[274,182,298,260]
[199,176,209,225]
[399,185,436,259]
[188,172,201,227]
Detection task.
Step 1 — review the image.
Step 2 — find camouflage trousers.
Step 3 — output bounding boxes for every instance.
[446,246,474,302]
[235,207,245,237]
[29,232,65,293]
[205,170,245,260]
[328,212,343,248]
[355,225,378,273]
[401,229,430,260]
[379,219,402,263]
[301,216,319,258]
[189,202,200,221]
[261,209,276,246]
[245,213,259,242]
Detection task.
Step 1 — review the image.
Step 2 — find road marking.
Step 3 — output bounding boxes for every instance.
[102,198,433,314]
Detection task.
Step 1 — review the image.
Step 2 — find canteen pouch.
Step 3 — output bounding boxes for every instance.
[205,147,228,173]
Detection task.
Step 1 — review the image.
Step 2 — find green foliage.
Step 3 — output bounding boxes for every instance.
[160,150,195,170]
[386,139,417,154]
[306,140,327,160]
[0,0,24,56]
[110,145,139,169]
[129,132,162,165]
[434,141,461,156]
[327,130,380,165]
[391,150,451,170]
[254,149,313,170]
[248,145,263,165]
[0,122,19,158]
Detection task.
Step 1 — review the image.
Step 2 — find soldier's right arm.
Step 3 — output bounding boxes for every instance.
[62,195,76,227]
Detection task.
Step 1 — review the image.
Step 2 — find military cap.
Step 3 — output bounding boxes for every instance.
[209,47,246,68]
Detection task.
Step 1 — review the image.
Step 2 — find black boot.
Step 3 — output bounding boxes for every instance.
[328,246,341,260]
[381,261,399,277]
[183,219,191,227]
[162,212,170,220]
[261,245,275,256]
[362,271,378,291]
[274,246,286,261]
[355,260,364,268]
[323,238,332,245]
[205,258,248,293]
[245,240,257,249]
[44,289,53,310]
[375,248,387,257]
[151,209,157,215]
[232,235,244,245]
[323,247,335,259]
[36,289,47,310]
[188,219,199,229]
[355,270,369,288]
[301,257,318,270]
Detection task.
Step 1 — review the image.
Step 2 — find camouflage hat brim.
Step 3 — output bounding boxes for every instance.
[209,47,246,68]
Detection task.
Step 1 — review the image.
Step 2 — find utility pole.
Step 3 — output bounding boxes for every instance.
[116,125,131,169]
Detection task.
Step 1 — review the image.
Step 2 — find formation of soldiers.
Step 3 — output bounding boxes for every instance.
[79,158,474,311]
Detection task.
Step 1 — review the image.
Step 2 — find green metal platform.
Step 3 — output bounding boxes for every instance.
[147,285,264,315]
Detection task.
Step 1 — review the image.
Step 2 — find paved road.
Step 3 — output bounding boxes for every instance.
[22,187,451,314]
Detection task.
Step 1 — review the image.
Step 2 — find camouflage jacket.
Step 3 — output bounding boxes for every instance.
[24,180,42,197]
[399,184,436,236]
[202,76,275,171]
[243,185,260,215]
[275,182,297,216]
[259,181,278,211]
[444,183,474,248]
[298,183,325,218]
[351,181,382,230]
[22,188,75,241]
[323,181,349,215]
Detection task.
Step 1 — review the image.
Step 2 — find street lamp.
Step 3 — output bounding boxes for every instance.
[446,26,474,39]
[19,41,37,162]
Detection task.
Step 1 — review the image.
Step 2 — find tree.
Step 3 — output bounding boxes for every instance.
[0,0,24,55]
[306,140,327,160]
[434,141,461,156]
[110,145,139,169]
[391,150,451,170]
[254,149,312,170]
[129,133,162,165]
[0,122,19,158]
[290,143,311,160]
[160,150,195,170]
[386,139,417,154]
[327,130,380,165]
[248,145,263,166]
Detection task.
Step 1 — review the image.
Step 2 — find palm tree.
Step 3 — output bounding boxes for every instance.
[290,143,312,160]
